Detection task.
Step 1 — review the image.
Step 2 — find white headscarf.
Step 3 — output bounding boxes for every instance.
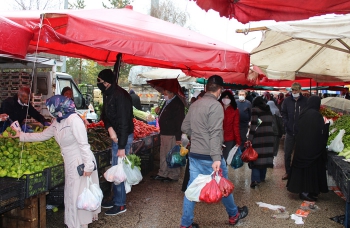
[267,100,281,116]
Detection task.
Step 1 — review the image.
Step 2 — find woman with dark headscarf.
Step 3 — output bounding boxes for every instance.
[61,86,73,99]
[247,96,274,188]
[14,95,100,228]
[277,93,285,111]
[218,90,241,161]
[287,96,329,201]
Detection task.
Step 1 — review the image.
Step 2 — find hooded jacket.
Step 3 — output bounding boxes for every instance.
[281,94,308,135]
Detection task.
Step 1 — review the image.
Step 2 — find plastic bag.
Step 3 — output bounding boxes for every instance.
[125,181,131,194]
[241,141,258,162]
[166,145,186,168]
[328,129,345,152]
[226,145,239,165]
[104,158,127,185]
[181,133,189,148]
[89,177,103,204]
[185,173,213,202]
[217,169,234,197]
[199,175,223,204]
[231,148,243,169]
[77,177,101,211]
[123,157,143,185]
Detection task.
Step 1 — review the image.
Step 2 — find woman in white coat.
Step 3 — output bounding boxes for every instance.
[15,95,100,228]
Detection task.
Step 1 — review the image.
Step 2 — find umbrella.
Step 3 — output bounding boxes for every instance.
[191,0,350,24]
[1,8,249,79]
[250,14,350,83]
[0,16,33,58]
[321,97,350,113]
[147,78,187,106]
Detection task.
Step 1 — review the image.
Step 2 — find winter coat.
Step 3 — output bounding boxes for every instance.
[222,105,241,145]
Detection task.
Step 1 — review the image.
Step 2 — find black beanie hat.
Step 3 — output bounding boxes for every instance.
[98,69,114,84]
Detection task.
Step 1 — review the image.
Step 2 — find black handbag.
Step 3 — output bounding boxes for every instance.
[77,161,96,176]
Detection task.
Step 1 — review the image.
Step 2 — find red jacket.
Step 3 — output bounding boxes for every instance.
[223,105,241,145]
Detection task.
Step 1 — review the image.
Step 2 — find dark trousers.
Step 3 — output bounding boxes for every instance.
[284,133,296,175]
[223,140,236,162]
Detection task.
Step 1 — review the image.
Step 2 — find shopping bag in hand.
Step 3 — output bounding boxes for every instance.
[199,173,223,204]
[230,147,243,169]
[123,157,143,185]
[241,141,258,162]
[77,176,101,211]
[185,172,213,202]
[226,145,239,165]
[166,145,186,168]
[104,158,126,185]
[217,169,234,197]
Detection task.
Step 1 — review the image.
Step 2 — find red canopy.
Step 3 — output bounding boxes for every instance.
[0,16,33,58]
[191,0,350,24]
[2,8,249,81]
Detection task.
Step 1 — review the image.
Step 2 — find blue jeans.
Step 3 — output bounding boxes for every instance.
[111,133,134,206]
[284,133,296,175]
[180,156,238,226]
[251,168,267,182]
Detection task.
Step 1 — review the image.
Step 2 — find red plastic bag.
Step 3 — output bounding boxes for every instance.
[241,141,258,162]
[217,170,234,197]
[199,177,222,204]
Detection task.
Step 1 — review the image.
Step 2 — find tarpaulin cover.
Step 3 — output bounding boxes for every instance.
[191,0,350,24]
[1,8,249,81]
[0,16,33,58]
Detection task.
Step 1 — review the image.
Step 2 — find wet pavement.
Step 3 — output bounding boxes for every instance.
[47,142,345,228]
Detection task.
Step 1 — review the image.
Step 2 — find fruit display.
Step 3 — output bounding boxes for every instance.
[87,127,112,152]
[328,115,350,154]
[0,136,62,178]
[133,118,159,139]
[320,106,341,120]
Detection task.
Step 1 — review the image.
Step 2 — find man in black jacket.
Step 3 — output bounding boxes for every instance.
[0,87,46,131]
[151,89,185,182]
[281,82,308,180]
[97,69,134,216]
[129,89,142,110]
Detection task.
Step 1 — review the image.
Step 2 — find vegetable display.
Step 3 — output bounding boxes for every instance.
[133,107,155,122]
[328,115,350,155]
[124,154,141,170]
[87,127,112,152]
[133,118,159,139]
[320,106,341,120]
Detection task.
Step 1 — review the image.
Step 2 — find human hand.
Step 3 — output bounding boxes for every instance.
[108,127,118,143]
[117,149,126,157]
[0,114,9,121]
[212,161,221,172]
[83,171,92,176]
[176,141,182,145]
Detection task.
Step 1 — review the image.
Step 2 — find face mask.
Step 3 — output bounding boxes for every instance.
[239,96,245,101]
[222,98,231,105]
[97,83,106,93]
[18,99,28,106]
[163,95,169,101]
[292,93,300,98]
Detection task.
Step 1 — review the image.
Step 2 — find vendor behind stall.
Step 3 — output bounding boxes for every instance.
[0,87,47,132]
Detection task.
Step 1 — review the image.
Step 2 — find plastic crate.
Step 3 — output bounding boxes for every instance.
[22,170,48,198]
[46,164,65,190]
[0,178,25,214]
[139,152,154,176]
[94,149,111,169]
[151,145,160,155]
[141,136,153,151]
[132,139,144,154]
[46,184,64,206]
[152,133,160,147]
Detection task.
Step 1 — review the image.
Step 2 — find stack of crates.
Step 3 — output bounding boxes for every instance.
[31,94,43,112]
[0,70,32,103]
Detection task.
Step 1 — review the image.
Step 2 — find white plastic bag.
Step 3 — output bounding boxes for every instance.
[123,157,143,185]
[89,177,103,204]
[185,172,213,202]
[77,177,101,211]
[226,145,239,166]
[125,181,132,194]
[181,133,189,148]
[104,158,127,184]
[328,129,345,152]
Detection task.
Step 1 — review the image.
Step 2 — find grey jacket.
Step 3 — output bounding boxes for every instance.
[181,93,223,161]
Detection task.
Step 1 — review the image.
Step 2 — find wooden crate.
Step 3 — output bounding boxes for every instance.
[1,193,46,228]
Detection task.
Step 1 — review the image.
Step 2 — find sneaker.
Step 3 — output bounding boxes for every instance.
[180,222,199,228]
[229,206,248,225]
[105,205,127,216]
[101,200,114,209]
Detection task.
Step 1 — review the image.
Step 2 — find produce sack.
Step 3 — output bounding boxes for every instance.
[123,157,143,185]
[241,141,258,162]
[199,176,223,204]
[185,172,213,202]
[217,169,234,197]
[226,145,239,165]
[230,148,243,169]
[77,177,101,211]
[166,145,186,168]
[104,158,126,185]
[328,129,345,153]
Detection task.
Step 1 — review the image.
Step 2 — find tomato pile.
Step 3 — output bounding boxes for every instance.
[133,118,159,139]
[87,121,105,129]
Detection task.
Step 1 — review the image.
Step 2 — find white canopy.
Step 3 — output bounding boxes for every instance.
[137,68,196,82]
[251,14,350,82]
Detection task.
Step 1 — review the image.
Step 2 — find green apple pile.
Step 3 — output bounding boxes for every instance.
[0,134,63,178]
[2,127,17,138]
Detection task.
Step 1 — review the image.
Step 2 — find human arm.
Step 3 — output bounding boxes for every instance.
[281,99,288,126]
[208,103,224,162]
[28,105,46,125]
[115,91,133,150]
[19,123,55,142]
[181,106,192,137]
[233,109,241,146]
[174,99,185,142]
